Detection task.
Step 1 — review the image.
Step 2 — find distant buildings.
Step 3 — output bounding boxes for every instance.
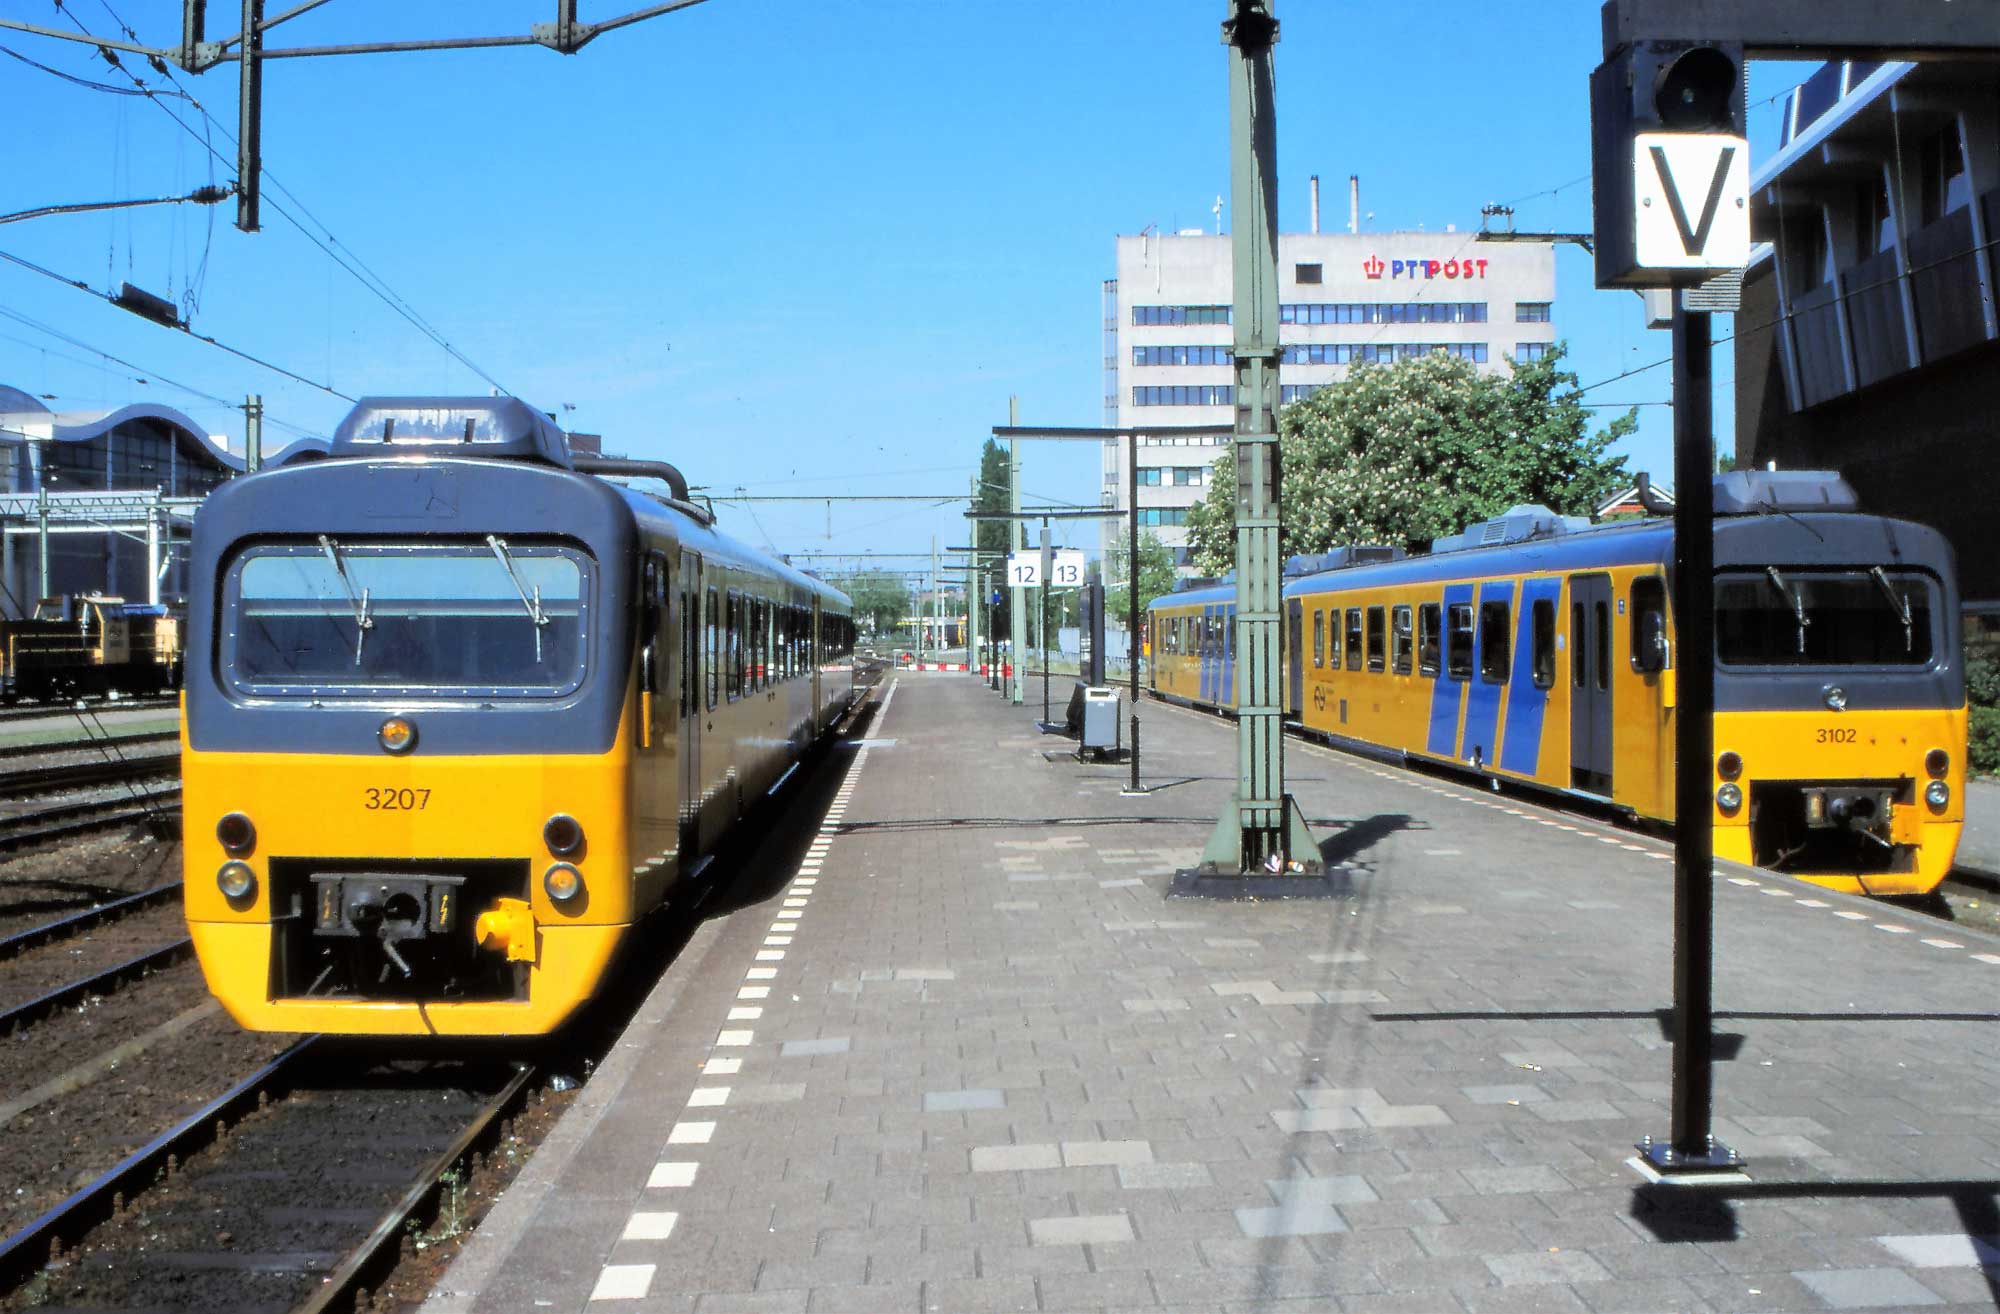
[1102,226,1557,572]
[0,386,323,610]
[1735,59,2000,611]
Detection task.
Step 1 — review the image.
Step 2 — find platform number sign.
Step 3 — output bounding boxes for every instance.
[1008,550,1086,588]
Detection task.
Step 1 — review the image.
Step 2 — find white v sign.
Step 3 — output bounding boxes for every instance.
[1632,133,1750,270]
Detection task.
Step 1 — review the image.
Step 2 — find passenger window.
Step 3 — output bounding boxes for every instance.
[1531,599,1555,689]
[1366,606,1385,672]
[1312,610,1325,668]
[1446,603,1475,679]
[725,591,742,701]
[1478,600,1511,683]
[1344,609,1363,671]
[705,586,719,710]
[1630,576,1669,673]
[1418,602,1441,676]
[1571,602,1586,688]
[1391,605,1413,675]
[1594,601,1611,690]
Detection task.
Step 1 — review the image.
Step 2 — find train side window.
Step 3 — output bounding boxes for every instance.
[1312,610,1325,668]
[1344,609,1363,671]
[1366,606,1385,672]
[1594,601,1611,690]
[1446,603,1474,678]
[1630,576,1669,672]
[705,586,719,710]
[726,591,742,702]
[1531,599,1555,689]
[1418,603,1441,676]
[1391,605,1413,674]
[1572,602,1586,687]
[1478,600,1511,683]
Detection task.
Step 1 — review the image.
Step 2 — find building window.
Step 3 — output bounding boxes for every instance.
[1136,507,1190,527]
[1920,124,1971,225]
[1515,343,1551,363]
[1283,342,1488,368]
[1133,344,1233,366]
[1294,262,1323,284]
[1515,302,1552,322]
[1133,385,1234,407]
[1280,302,1487,325]
[1139,467,1162,486]
[1172,466,1203,486]
[1856,176,1895,259]
[1131,304,1231,327]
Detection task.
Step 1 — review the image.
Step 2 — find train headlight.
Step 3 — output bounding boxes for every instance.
[1715,782,1743,814]
[1926,749,1950,779]
[1925,779,1951,810]
[1805,790,1827,825]
[543,814,585,857]
[217,861,256,900]
[216,812,255,856]
[378,716,417,754]
[543,862,583,904]
[1716,751,1742,781]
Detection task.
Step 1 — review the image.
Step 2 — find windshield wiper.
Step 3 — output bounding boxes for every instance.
[1765,566,1808,655]
[317,534,373,666]
[486,534,550,663]
[1871,566,1914,653]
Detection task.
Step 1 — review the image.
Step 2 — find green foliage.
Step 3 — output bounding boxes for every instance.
[840,569,912,639]
[1107,530,1180,616]
[1970,705,2000,777]
[971,437,1015,638]
[1967,645,2000,707]
[1185,342,1634,575]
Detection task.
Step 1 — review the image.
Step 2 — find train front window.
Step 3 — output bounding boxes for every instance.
[1716,569,1936,666]
[226,541,589,697]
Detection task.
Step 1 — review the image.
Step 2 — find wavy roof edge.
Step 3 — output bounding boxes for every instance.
[0,391,327,471]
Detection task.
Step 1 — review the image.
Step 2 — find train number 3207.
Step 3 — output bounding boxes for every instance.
[1815,727,1857,744]
[364,787,431,810]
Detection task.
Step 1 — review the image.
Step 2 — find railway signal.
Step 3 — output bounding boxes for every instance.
[1590,40,1747,289]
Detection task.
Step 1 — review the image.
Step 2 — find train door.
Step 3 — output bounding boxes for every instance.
[1285,597,1304,719]
[1569,573,1614,795]
[810,598,823,721]
[678,550,703,863]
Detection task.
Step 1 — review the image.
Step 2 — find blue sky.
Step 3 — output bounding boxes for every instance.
[0,1,1814,569]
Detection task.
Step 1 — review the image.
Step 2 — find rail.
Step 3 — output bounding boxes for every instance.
[0,937,193,1036]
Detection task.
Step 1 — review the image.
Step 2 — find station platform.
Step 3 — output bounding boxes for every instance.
[427,672,2000,1314]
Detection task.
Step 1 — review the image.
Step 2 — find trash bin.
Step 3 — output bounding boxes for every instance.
[1081,686,1122,758]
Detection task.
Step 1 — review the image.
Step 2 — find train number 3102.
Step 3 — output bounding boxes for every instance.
[1815,727,1858,745]
[364,787,432,810]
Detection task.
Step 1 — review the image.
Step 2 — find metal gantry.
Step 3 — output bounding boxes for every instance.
[1195,0,1319,880]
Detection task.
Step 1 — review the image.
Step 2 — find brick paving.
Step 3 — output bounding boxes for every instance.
[428,673,2000,1314]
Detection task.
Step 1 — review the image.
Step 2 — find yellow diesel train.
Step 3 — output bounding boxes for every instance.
[1150,472,1965,897]
[182,398,856,1036]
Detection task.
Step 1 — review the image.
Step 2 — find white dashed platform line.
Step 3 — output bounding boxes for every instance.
[1975,954,2000,965]
[688,1087,730,1107]
[704,1057,740,1075]
[667,1121,715,1144]
[1833,911,1869,921]
[622,1212,678,1241]
[589,1264,654,1301]
[1923,939,1965,950]
[647,1161,698,1188]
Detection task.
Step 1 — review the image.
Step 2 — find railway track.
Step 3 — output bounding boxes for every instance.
[0,730,176,763]
[0,750,177,799]
[0,1042,536,1313]
[0,698,176,727]
[0,784,180,852]
[0,937,193,1037]
[0,882,183,962]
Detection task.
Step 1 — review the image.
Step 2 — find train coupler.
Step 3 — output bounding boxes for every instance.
[310,872,467,977]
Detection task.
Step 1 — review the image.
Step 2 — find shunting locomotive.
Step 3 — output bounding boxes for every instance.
[182,397,855,1036]
[1150,471,1965,897]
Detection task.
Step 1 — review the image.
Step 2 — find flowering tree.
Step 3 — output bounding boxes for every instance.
[1185,342,1634,575]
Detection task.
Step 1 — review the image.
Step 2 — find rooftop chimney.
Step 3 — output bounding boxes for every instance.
[1310,175,1320,234]
[1349,175,1360,234]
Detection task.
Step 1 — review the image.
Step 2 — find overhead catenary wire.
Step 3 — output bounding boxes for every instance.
[45,1,512,398]
[0,245,356,401]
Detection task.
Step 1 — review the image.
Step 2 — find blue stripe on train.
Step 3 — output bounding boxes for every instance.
[1460,581,1513,766]
[1498,577,1562,775]
[1425,582,1474,755]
